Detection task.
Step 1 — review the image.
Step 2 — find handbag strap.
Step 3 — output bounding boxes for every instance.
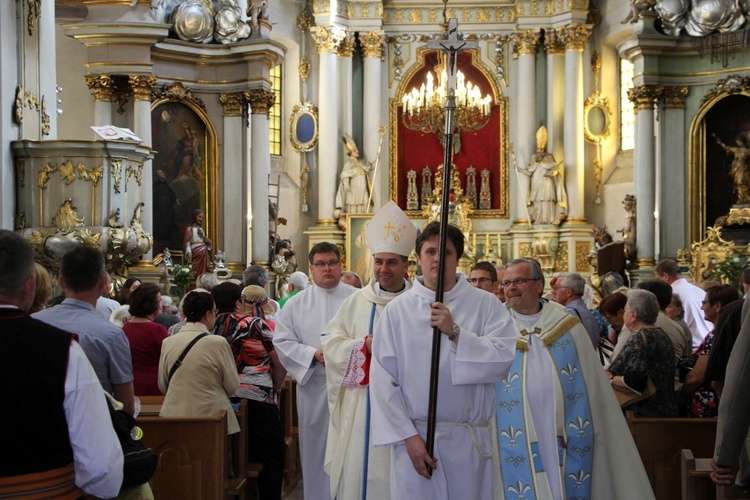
[167,333,208,385]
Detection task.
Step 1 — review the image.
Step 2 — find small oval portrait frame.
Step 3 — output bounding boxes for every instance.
[583,91,612,144]
[290,101,319,152]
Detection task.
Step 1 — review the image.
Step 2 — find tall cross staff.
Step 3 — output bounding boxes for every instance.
[424,18,477,466]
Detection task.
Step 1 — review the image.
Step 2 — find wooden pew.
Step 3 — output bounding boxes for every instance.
[231,399,262,499]
[626,411,717,500]
[138,410,246,499]
[280,378,301,496]
[137,395,165,416]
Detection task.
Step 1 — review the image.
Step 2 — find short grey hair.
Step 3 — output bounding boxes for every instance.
[626,289,659,325]
[670,293,685,320]
[289,271,309,290]
[506,258,545,289]
[557,272,585,297]
[196,272,218,291]
[243,265,269,287]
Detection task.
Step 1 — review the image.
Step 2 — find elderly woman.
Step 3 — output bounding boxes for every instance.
[607,289,679,417]
[598,291,628,345]
[30,263,55,314]
[158,290,240,435]
[123,283,169,395]
[211,283,286,499]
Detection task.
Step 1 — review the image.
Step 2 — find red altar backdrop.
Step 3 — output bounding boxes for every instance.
[390,50,508,218]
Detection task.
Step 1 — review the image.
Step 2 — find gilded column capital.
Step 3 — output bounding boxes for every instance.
[312,26,346,55]
[661,86,689,109]
[628,85,660,111]
[361,31,385,60]
[128,75,158,101]
[244,89,275,116]
[85,74,115,102]
[220,92,245,116]
[544,29,565,55]
[338,31,356,58]
[510,30,541,59]
[560,23,591,51]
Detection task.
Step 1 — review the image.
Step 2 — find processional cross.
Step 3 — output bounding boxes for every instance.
[423,18,478,469]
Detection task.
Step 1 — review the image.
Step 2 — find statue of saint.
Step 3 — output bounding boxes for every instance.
[335,134,373,215]
[516,126,568,225]
[618,194,637,267]
[183,209,212,276]
[713,133,750,205]
[271,239,298,298]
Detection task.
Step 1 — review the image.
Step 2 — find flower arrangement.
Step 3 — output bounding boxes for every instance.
[171,263,195,299]
[716,254,746,293]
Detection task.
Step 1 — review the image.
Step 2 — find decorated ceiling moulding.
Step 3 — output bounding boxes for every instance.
[129,74,158,101]
[361,31,386,60]
[244,89,276,116]
[85,74,115,102]
[511,29,541,58]
[700,74,750,107]
[219,92,245,117]
[383,6,516,26]
[312,26,347,54]
[151,82,206,111]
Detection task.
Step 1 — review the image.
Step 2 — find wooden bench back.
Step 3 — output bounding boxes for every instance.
[138,411,228,500]
[626,411,717,500]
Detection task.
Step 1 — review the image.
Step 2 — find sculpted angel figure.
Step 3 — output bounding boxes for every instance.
[713,132,750,205]
[516,126,568,225]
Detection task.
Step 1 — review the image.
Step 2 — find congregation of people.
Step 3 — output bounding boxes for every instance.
[4,202,750,499]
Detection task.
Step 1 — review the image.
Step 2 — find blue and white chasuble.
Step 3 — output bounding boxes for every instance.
[494,303,655,500]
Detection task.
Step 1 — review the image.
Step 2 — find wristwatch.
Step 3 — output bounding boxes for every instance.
[448,323,460,342]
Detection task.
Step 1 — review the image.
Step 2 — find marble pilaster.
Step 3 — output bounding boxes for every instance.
[362,31,385,210]
[628,85,660,267]
[544,30,565,161]
[511,30,540,225]
[313,26,345,225]
[246,89,275,266]
[129,74,157,259]
[220,92,246,265]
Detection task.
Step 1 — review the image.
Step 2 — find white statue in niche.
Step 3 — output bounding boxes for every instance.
[516,125,568,225]
[335,134,373,215]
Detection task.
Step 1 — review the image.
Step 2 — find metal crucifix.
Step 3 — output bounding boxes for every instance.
[424,18,478,467]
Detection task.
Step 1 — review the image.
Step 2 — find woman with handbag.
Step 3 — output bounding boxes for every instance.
[606,289,679,417]
[158,290,240,435]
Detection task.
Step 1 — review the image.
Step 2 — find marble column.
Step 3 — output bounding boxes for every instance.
[659,86,689,259]
[246,89,275,266]
[85,74,114,127]
[628,85,659,267]
[219,92,246,265]
[361,31,385,210]
[544,30,565,161]
[312,26,345,225]
[561,24,590,223]
[338,31,355,141]
[129,74,157,258]
[511,30,540,225]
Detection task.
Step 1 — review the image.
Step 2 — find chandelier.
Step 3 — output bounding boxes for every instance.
[401,55,492,134]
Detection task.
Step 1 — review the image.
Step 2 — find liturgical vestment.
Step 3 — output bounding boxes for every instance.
[273,282,357,499]
[495,302,654,500]
[370,275,516,499]
[322,278,412,499]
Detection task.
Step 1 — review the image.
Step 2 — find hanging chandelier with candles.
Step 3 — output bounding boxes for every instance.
[401,53,493,134]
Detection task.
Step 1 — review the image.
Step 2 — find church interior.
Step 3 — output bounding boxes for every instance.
[5,0,750,288]
[4,0,750,497]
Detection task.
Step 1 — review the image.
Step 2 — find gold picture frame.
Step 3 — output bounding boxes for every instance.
[290,101,319,152]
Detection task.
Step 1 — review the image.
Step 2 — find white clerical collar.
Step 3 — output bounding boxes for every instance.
[510,304,544,330]
[375,279,409,297]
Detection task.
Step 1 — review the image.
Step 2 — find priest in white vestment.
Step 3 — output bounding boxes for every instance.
[273,242,357,499]
[322,201,417,500]
[496,258,654,500]
[370,222,516,499]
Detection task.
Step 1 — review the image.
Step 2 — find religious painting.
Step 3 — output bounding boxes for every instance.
[150,97,218,258]
[389,49,509,219]
[346,214,375,285]
[690,81,750,243]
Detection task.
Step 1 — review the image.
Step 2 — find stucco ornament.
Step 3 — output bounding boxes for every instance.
[655,0,690,34]
[214,0,250,44]
[685,0,745,35]
[173,0,215,43]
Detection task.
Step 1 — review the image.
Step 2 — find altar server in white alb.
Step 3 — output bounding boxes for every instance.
[322,201,417,499]
[273,242,357,499]
[370,221,516,499]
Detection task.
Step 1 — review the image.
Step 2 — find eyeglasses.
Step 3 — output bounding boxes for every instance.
[500,278,541,288]
[312,260,340,269]
[552,285,571,291]
[467,277,493,284]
